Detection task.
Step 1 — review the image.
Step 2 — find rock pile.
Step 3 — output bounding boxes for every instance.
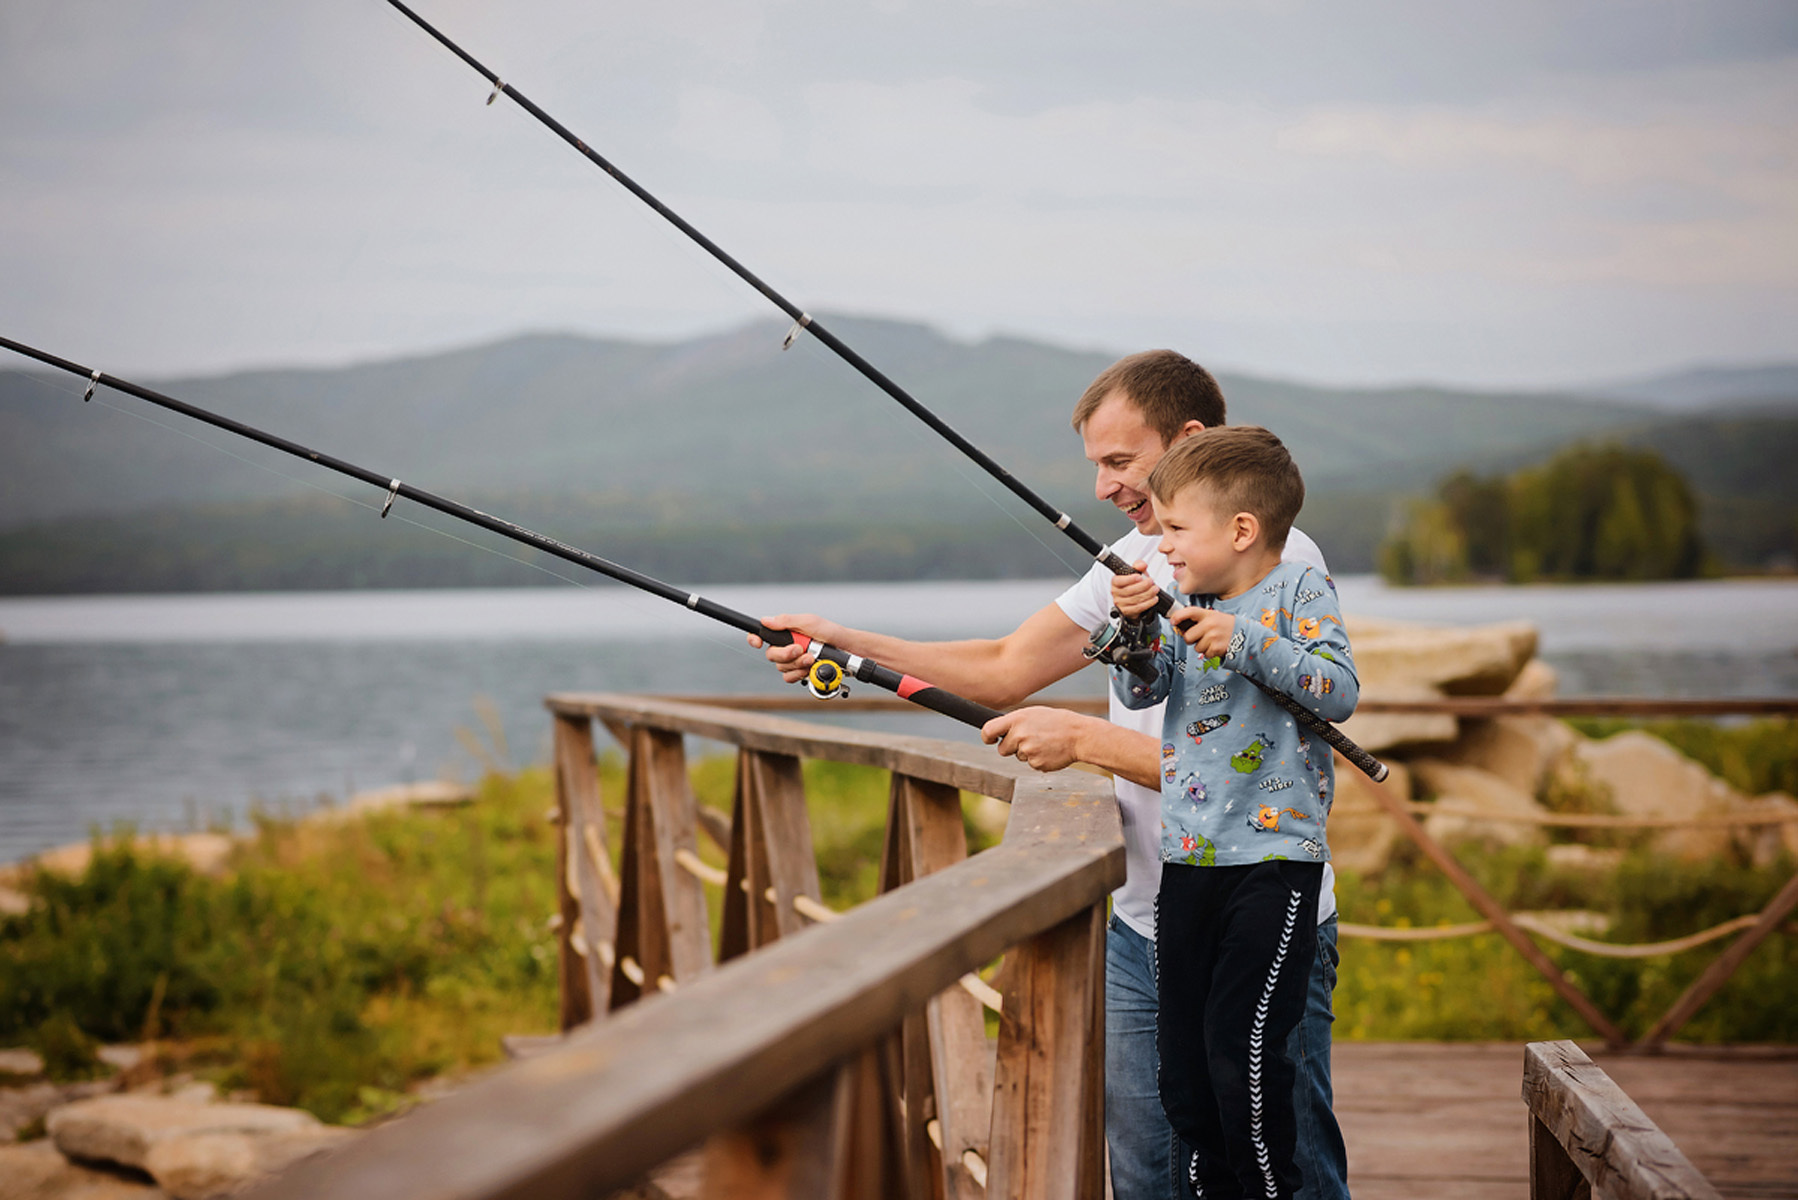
[0,1058,354,1200]
[1326,616,1798,875]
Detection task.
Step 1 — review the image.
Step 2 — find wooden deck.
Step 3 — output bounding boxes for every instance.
[1336,1042,1798,1199]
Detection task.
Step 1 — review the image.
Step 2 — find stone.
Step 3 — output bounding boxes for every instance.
[0,1048,46,1079]
[1347,618,1539,696]
[47,1097,317,1173]
[143,1127,355,1200]
[1339,688,1460,754]
[1505,658,1560,702]
[1411,760,1549,848]
[2,1080,117,1144]
[1326,757,1412,876]
[0,1138,164,1198]
[1434,715,1575,799]
[1562,731,1746,860]
[1733,792,1798,868]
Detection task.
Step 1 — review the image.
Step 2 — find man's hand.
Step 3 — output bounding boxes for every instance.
[1170,605,1236,659]
[747,613,844,685]
[981,706,1094,773]
[1109,559,1160,619]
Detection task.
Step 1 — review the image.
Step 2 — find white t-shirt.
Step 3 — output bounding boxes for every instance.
[1055,526,1339,939]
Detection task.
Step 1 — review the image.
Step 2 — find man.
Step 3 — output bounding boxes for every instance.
[753,350,1350,1200]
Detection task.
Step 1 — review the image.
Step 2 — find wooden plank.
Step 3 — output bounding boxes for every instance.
[898,774,993,1200]
[613,727,711,1005]
[245,770,1124,1200]
[700,1067,840,1198]
[878,775,945,1199]
[1349,759,1628,1047]
[827,1045,910,1200]
[1521,1041,1723,1200]
[552,713,611,1028]
[1529,1112,1591,1200]
[649,692,1798,718]
[547,693,1024,801]
[987,903,1105,1200]
[750,750,821,942]
[1637,866,1798,1048]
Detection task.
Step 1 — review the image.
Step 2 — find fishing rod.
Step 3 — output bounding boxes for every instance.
[0,334,1001,732]
[382,1,1389,783]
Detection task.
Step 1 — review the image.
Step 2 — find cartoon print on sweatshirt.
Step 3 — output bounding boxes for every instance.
[1108,561,1358,869]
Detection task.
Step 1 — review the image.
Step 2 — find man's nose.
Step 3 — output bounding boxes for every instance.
[1095,471,1118,500]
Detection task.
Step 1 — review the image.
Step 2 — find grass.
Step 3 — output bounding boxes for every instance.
[2,721,1792,1125]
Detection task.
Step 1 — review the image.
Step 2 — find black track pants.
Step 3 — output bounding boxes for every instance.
[1157,860,1324,1200]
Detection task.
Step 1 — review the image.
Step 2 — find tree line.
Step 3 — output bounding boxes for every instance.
[1379,443,1707,585]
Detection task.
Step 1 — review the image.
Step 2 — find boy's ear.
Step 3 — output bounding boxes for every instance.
[1230,511,1261,550]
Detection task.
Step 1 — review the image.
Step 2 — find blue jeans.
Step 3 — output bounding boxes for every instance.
[1106,913,1349,1200]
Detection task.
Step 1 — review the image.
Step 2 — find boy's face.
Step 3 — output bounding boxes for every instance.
[1152,484,1250,595]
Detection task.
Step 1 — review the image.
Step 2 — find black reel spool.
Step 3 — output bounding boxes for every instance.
[806,657,850,700]
[1082,608,1160,682]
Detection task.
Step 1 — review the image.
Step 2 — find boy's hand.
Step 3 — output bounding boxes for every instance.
[1170,605,1236,659]
[1109,560,1160,619]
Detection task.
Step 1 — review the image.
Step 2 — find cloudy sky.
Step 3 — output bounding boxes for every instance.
[3,0,1794,388]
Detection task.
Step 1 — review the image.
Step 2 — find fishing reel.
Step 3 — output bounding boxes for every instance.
[806,657,851,701]
[1083,608,1159,683]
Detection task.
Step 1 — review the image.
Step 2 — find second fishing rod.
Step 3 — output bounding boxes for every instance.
[383,0,1388,783]
[0,334,1000,733]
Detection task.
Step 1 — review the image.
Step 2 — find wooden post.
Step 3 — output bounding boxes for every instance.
[1349,754,1628,1047]
[552,712,612,1029]
[897,774,994,1200]
[1521,1040,1722,1200]
[987,903,1106,1200]
[720,747,822,960]
[1636,865,1798,1050]
[611,726,712,1008]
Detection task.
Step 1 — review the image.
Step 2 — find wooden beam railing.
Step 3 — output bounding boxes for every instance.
[1523,1041,1722,1199]
[246,693,1125,1200]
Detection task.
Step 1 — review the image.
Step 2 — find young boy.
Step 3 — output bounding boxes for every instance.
[1108,425,1358,1199]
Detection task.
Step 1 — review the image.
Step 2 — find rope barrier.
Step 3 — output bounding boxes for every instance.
[1339,912,1772,958]
[669,849,1006,1011]
[926,1118,989,1188]
[1400,802,1798,829]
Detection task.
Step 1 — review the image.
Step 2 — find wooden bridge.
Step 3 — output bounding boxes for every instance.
[244,694,1794,1200]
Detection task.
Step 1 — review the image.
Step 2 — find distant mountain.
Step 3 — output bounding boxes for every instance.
[1,317,1654,531]
[1581,363,1798,413]
[14,316,1785,591]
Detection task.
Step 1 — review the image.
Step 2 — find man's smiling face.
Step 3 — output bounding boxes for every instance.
[1080,389,1178,534]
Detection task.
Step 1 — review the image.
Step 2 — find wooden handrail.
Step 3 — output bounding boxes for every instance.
[1523,1041,1721,1199]
[247,694,1125,1200]
[657,693,1798,718]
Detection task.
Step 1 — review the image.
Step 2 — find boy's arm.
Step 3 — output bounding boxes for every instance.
[1220,570,1358,721]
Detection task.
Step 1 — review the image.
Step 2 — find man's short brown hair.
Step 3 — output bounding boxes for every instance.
[1145,426,1304,551]
[1070,350,1227,444]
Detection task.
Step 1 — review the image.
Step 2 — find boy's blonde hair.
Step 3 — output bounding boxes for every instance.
[1145,425,1304,551]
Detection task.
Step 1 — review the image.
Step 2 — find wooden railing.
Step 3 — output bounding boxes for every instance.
[249,693,1125,1200]
[1523,1041,1722,1200]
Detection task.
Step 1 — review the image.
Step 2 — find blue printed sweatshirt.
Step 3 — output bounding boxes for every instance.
[1110,561,1359,868]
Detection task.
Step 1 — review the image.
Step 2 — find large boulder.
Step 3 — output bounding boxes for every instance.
[47,1097,317,1174]
[0,1139,165,1198]
[1347,618,1539,696]
[1410,760,1550,848]
[143,1127,355,1200]
[1433,714,1575,799]
[1338,685,1460,754]
[1561,731,1748,860]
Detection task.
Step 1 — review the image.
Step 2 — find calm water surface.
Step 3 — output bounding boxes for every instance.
[3,576,1795,863]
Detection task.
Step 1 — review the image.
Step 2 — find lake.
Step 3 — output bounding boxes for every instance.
[3,576,1796,864]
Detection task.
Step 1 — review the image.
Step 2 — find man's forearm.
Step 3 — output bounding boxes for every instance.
[1070,720,1161,790]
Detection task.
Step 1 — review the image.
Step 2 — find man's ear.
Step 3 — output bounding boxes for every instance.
[1231,511,1260,550]
[1169,419,1207,445]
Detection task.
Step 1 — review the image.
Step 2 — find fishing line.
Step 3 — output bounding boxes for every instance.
[385,0,1387,778]
[1,336,996,727]
[12,368,774,664]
